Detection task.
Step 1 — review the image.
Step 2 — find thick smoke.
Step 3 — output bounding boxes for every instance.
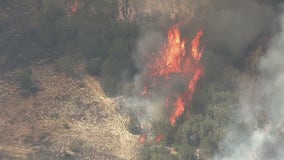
[126,0,279,118]
[120,30,166,121]
[203,0,278,75]
[120,0,284,148]
[122,1,205,122]
[214,9,284,160]
[205,0,277,55]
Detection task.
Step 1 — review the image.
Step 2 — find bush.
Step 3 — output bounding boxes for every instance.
[69,139,84,153]
[141,146,177,160]
[86,57,102,76]
[100,76,118,96]
[16,69,39,93]
[55,54,77,75]
[175,144,196,160]
[126,111,141,135]
[100,55,135,95]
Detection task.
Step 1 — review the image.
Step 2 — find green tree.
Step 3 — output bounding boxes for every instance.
[175,144,196,160]
[141,146,177,160]
[142,81,236,159]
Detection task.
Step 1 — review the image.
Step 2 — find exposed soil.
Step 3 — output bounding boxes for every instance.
[0,64,140,160]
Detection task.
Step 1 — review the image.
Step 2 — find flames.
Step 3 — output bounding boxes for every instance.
[138,25,204,144]
[191,30,204,64]
[150,26,187,78]
[71,0,79,13]
[145,26,205,126]
[139,134,147,144]
[155,134,164,143]
[139,134,164,144]
[66,0,79,16]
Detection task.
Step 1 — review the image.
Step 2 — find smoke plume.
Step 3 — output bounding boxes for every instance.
[120,0,284,150]
[214,8,284,160]
[203,0,279,76]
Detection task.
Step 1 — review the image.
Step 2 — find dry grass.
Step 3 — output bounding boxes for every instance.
[0,64,140,160]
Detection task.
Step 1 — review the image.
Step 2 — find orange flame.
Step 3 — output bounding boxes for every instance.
[191,30,204,63]
[142,86,151,96]
[155,134,164,143]
[170,96,185,126]
[66,0,79,16]
[139,134,147,144]
[151,26,188,78]
[146,26,204,126]
[170,30,204,126]
[187,67,204,95]
[71,0,78,13]
[169,67,204,125]
[71,0,79,13]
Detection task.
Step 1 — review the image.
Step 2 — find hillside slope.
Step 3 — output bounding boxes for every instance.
[0,64,139,160]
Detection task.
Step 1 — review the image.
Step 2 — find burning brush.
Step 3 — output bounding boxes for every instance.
[119,25,205,144]
[66,0,79,16]
[144,25,205,126]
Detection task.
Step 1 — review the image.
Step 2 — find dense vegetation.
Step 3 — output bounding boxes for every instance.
[140,80,238,160]
[1,0,138,95]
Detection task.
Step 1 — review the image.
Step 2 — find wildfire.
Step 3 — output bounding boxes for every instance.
[170,96,185,126]
[71,0,79,13]
[191,30,204,63]
[142,86,151,96]
[151,26,188,78]
[145,26,205,126]
[187,67,204,95]
[139,134,147,144]
[66,0,79,16]
[155,134,164,143]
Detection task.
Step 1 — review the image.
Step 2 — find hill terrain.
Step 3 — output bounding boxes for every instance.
[0,64,139,160]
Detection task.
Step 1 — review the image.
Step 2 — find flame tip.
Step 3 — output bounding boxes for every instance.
[144,25,204,130]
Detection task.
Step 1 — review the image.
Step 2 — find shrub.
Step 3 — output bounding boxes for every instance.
[16,69,39,93]
[99,76,118,96]
[141,146,177,160]
[126,111,141,135]
[55,54,77,75]
[100,55,135,95]
[175,144,196,160]
[69,140,84,153]
[63,122,70,129]
[86,57,102,76]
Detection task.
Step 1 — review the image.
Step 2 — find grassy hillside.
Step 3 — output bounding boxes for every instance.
[0,64,139,160]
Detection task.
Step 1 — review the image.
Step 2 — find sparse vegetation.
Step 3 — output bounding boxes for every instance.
[141,145,176,160]
[16,69,39,93]
[69,139,85,153]
[55,54,78,75]
[86,57,102,76]
[62,122,70,129]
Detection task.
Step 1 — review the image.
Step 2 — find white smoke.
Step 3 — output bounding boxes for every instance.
[214,10,284,160]
[118,29,167,125]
